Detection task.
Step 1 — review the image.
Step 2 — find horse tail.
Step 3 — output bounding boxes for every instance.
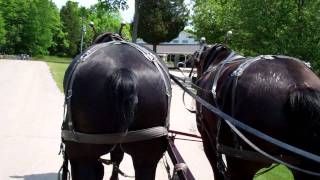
[284,85,320,135]
[107,68,138,132]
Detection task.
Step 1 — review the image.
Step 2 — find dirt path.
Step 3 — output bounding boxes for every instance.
[0,60,213,180]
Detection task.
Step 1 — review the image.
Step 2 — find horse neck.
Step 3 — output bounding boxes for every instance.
[198,48,230,75]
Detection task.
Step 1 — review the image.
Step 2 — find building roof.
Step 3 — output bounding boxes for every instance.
[140,44,200,55]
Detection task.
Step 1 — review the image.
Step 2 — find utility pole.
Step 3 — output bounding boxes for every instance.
[80,16,86,54]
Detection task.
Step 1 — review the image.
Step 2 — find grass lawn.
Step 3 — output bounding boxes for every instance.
[34,55,70,92]
[254,164,294,180]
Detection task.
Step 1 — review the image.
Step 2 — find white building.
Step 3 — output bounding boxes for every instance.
[137,31,200,67]
[137,31,199,45]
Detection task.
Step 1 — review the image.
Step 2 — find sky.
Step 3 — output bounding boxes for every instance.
[53,0,135,22]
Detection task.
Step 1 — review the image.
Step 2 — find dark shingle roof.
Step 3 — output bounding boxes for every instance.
[139,44,200,55]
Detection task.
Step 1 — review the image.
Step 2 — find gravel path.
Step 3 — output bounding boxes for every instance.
[0,60,213,180]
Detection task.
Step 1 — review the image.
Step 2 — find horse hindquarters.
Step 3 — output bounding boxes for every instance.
[67,68,139,180]
[122,137,168,180]
[284,85,320,179]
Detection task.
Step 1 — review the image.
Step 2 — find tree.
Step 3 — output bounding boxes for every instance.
[0,0,59,56]
[78,2,131,48]
[193,0,320,73]
[0,12,6,48]
[138,0,189,52]
[0,0,29,54]
[98,0,128,11]
[49,2,69,56]
[22,0,58,55]
[60,1,81,57]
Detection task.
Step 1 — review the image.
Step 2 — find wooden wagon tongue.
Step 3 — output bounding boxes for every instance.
[167,136,196,180]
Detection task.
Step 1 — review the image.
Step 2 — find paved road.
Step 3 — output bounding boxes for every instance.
[0,60,213,180]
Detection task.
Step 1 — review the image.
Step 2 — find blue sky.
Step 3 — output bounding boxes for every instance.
[53,0,135,22]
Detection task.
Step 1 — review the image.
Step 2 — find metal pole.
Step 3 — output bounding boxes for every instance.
[80,17,86,54]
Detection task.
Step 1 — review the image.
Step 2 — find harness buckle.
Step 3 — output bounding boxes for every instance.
[304,62,311,68]
[231,68,243,77]
[66,90,72,100]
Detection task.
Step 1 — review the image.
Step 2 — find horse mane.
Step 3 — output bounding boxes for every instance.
[202,44,230,72]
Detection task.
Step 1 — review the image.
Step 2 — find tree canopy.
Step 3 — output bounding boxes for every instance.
[137,0,189,51]
[60,1,81,57]
[0,0,129,57]
[193,0,320,73]
[0,11,6,47]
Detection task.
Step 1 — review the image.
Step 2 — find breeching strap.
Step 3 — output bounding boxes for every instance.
[61,127,168,144]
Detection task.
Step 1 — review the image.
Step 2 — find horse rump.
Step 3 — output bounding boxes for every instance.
[284,84,320,177]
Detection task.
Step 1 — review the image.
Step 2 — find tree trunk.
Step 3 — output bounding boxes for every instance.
[132,0,139,43]
[153,44,157,52]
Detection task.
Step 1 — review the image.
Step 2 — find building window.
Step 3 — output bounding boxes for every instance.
[182,40,188,44]
[172,40,179,43]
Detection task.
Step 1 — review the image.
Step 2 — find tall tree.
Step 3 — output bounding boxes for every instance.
[99,0,128,11]
[49,2,69,56]
[138,0,189,52]
[193,0,320,73]
[60,1,81,57]
[0,0,29,54]
[0,0,59,55]
[132,0,139,42]
[22,0,57,55]
[81,2,131,47]
[0,11,6,48]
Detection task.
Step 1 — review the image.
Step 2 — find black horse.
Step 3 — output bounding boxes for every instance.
[61,33,171,180]
[191,44,320,179]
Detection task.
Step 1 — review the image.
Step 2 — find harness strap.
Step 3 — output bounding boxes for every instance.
[274,55,311,68]
[99,158,135,178]
[61,126,168,144]
[217,144,300,164]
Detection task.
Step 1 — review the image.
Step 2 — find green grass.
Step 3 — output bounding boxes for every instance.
[34,55,70,92]
[254,164,294,180]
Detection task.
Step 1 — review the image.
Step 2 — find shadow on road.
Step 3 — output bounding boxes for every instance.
[10,173,58,180]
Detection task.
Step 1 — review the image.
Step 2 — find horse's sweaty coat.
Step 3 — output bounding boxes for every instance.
[61,40,172,144]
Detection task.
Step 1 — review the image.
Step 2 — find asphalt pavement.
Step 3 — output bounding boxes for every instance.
[0,60,213,180]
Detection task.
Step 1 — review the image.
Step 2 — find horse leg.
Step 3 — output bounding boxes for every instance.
[200,131,225,180]
[226,157,267,180]
[70,159,104,180]
[123,137,168,180]
[110,145,124,180]
[131,155,159,180]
